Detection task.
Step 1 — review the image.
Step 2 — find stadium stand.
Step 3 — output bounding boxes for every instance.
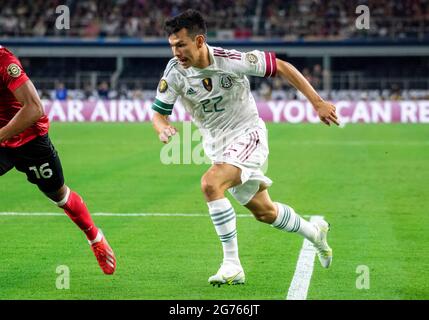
[1,0,428,99]
[1,0,428,39]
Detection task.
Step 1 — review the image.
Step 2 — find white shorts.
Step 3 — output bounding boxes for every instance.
[213,123,272,205]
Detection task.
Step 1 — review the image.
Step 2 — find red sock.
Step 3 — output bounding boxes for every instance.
[61,190,99,241]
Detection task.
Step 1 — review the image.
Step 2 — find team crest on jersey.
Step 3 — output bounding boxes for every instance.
[245,53,258,65]
[7,63,21,78]
[158,79,168,93]
[202,78,213,92]
[220,74,233,90]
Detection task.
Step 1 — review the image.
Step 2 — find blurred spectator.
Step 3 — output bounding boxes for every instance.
[312,64,323,90]
[83,83,95,100]
[55,82,68,101]
[124,17,140,37]
[39,89,51,100]
[258,82,272,101]
[32,17,47,37]
[118,84,130,99]
[302,68,313,84]
[97,81,110,100]
[132,88,144,100]
[389,84,402,100]
[82,17,101,38]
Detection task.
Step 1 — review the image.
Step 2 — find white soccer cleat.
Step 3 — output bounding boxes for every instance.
[208,262,245,287]
[312,219,333,268]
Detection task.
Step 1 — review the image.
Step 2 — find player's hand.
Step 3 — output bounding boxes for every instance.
[159,126,178,144]
[314,100,339,126]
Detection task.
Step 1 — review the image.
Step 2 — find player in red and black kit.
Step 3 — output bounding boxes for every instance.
[0,46,116,275]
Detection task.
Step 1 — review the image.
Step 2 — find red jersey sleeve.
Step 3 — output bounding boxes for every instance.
[0,49,29,92]
[0,47,49,148]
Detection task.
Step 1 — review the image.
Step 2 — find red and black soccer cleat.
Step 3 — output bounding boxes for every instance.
[89,231,116,275]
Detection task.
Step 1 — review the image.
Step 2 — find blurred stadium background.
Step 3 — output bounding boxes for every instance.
[1,0,429,103]
[1,0,428,300]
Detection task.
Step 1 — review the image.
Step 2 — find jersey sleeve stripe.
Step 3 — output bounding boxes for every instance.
[264,52,277,77]
[152,104,172,115]
[264,52,272,77]
[213,53,242,60]
[8,74,29,91]
[270,52,277,77]
[151,99,174,115]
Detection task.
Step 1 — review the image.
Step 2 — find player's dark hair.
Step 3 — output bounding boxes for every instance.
[164,9,207,38]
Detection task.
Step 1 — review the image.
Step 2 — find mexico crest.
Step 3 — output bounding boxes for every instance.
[202,78,213,92]
[220,74,233,90]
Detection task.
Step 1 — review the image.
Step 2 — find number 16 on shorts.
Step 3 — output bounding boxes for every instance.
[29,162,53,179]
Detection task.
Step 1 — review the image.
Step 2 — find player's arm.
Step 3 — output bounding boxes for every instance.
[275,59,339,126]
[151,67,181,144]
[152,112,177,144]
[0,80,45,143]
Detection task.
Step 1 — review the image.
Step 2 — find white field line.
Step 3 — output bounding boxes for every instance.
[286,215,324,300]
[53,140,429,146]
[0,212,312,218]
[284,141,429,146]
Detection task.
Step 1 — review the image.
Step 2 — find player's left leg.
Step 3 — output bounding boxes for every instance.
[244,187,332,268]
[13,134,116,274]
[45,185,116,275]
[45,185,99,242]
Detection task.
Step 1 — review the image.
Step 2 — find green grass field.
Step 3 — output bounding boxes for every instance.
[0,122,428,300]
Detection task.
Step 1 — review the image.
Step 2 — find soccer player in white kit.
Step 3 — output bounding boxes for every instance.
[152,10,339,286]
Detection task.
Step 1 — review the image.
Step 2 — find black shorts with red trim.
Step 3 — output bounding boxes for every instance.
[0,134,64,193]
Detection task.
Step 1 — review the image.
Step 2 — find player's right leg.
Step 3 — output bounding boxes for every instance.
[201,163,245,286]
[245,188,332,268]
[12,134,116,274]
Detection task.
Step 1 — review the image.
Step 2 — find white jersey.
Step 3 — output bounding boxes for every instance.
[152,45,277,159]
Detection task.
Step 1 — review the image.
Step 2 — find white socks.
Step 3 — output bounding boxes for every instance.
[272,202,318,242]
[207,199,317,266]
[88,230,103,245]
[207,198,240,266]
